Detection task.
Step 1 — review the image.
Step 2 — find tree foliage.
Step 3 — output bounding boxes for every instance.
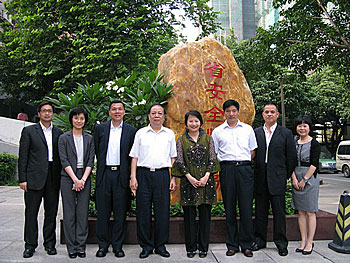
[273,0,350,82]
[0,0,220,102]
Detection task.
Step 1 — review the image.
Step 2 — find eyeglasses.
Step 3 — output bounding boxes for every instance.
[40,109,53,113]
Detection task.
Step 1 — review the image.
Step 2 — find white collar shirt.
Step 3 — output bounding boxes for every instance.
[39,121,53,162]
[212,120,257,162]
[129,124,177,169]
[263,123,277,163]
[106,121,123,165]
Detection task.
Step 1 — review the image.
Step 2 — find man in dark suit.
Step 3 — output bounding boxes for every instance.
[18,101,63,258]
[94,100,136,258]
[251,103,296,256]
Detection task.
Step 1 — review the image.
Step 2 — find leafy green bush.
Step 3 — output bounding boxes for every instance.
[0,153,18,185]
[47,69,173,133]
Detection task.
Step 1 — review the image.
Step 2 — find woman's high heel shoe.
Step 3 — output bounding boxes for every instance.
[302,243,314,255]
[295,247,304,253]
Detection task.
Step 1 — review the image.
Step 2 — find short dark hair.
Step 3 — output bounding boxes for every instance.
[263,102,279,112]
[69,107,89,128]
[37,101,55,113]
[148,102,166,114]
[109,100,125,110]
[223,99,240,111]
[294,115,312,133]
[185,110,203,126]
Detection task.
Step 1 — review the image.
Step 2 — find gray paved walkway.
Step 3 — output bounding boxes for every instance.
[0,182,349,262]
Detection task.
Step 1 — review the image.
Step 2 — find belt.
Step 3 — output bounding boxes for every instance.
[299,161,310,167]
[220,160,251,166]
[105,165,120,171]
[139,166,169,172]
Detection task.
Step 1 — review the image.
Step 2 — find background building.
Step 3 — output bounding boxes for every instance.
[256,0,279,29]
[211,0,256,41]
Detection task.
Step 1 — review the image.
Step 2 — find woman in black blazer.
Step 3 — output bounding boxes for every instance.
[58,107,95,258]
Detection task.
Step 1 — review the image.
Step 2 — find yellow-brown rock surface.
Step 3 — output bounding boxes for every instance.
[158,37,255,138]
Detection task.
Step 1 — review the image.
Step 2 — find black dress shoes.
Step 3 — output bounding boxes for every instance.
[295,247,304,253]
[302,243,314,255]
[278,248,288,256]
[243,249,253,257]
[226,250,238,256]
[77,251,86,258]
[45,247,57,255]
[113,249,125,258]
[139,249,153,259]
[96,247,108,257]
[155,249,170,257]
[68,252,77,259]
[23,248,35,258]
[251,241,266,251]
[187,251,195,258]
[199,251,207,258]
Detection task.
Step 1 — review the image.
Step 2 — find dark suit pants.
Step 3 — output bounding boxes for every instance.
[96,169,129,250]
[220,162,254,251]
[61,169,91,253]
[24,165,59,249]
[255,183,288,249]
[136,167,170,253]
[183,204,211,252]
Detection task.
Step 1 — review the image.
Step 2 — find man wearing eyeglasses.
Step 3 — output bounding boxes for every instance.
[18,101,63,258]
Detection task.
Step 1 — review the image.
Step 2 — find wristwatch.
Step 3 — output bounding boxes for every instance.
[302,176,309,183]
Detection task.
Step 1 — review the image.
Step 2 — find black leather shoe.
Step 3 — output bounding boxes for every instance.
[251,242,266,251]
[139,249,153,259]
[113,249,125,258]
[187,251,195,258]
[295,247,304,253]
[77,251,86,258]
[155,249,170,257]
[243,249,253,257]
[302,243,314,255]
[278,248,288,256]
[68,253,77,258]
[45,247,57,255]
[199,251,207,258]
[226,250,238,256]
[96,248,108,257]
[23,248,35,258]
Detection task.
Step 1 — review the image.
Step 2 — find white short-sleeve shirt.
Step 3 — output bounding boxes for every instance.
[129,125,177,169]
[212,120,257,162]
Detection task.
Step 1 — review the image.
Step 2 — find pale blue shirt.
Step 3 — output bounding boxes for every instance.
[129,125,177,169]
[212,120,257,162]
[106,121,123,165]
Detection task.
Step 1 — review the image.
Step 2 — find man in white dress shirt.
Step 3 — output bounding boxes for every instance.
[130,103,176,259]
[212,99,257,258]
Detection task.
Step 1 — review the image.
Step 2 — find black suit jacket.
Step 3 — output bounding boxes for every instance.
[18,123,63,191]
[94,121,136,188]
[254,125,296,195]
[58,130,95,177]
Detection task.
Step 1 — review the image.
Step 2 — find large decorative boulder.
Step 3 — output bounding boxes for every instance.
[158,37,255,137]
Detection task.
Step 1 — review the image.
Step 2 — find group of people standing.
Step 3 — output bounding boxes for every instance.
[18,98,320,259]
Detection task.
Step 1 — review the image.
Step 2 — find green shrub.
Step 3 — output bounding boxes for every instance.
[0,152,18,185]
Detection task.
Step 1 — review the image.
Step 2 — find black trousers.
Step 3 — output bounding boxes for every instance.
[254,180,288,249]
[183,204,211,252]
[219,162,254,251]
[136,167,170,252]
[24,164,59,249]
[61,169,91,253]
[96,169,129,250]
